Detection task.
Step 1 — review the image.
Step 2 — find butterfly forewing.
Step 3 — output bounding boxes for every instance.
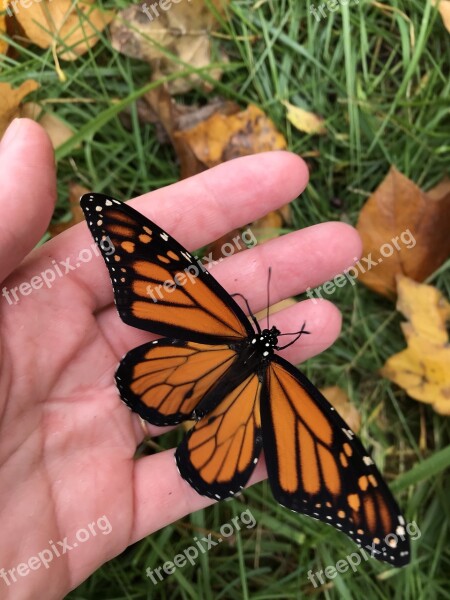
[80,193,253,343]
[261,356,410,566]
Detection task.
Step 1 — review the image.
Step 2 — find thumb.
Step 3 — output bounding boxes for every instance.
[0,118,57,283]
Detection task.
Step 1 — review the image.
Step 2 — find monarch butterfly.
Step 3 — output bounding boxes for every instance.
[81,192,410,566]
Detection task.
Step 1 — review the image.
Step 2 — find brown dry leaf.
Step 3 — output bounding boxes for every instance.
[111,1,227,94]
[20,103,74,148]
[0,13,8,55]
[15,0,114,61]
[356,167,450,298]
[49,183,89,236]
[175,104,286,167]
[431,0,450,32]
[283,101,326,135]
[381,276,450,416]
[145,86,240,178]
[320,386,361,432]
[0,80,39,138]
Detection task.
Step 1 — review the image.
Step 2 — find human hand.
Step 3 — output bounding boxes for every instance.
[0,118,361,599]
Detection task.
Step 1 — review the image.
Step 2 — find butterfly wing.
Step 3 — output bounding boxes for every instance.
[80,193,253,343]
[116,338,242,426]
[261,356,410,566]
[176,371,263,500]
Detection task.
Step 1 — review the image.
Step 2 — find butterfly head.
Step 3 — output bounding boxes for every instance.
[250,326,280,358]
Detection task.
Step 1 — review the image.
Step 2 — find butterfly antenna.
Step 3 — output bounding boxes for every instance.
[266,267,272,328]
[231,292,261,333]
[276,322,310,350]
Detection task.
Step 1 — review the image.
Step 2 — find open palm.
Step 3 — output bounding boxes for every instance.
[0,119,361,599]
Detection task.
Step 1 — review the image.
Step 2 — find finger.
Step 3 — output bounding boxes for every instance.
[96,221,360,356]
[0,119,56,282]
[130,447,268,544]
[23,152,308,310]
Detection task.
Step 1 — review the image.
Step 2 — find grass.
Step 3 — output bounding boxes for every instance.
[1,0,450,598]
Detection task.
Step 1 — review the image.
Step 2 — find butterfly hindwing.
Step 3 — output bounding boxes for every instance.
[176,370,263,500]
[80,193,253,343]
[116,338,240,426]
[261,356,410,566]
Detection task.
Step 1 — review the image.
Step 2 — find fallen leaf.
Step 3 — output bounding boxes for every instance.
[0,13,8,55]
[283,101,326,135]
[320,386,361,432]
[396,276,450,345]
[15,0,114,61]
[145,86,240,178]
[0,80,39,138]
[49,183,89,236]
[20,103,74,149]
[381,276,450,416]
[175,104,286,168]
[431,0,450,32]
[356,167,450,298]
[111,1,227,94]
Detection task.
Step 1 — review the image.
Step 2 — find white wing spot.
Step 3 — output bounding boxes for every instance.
[343,428,354,440]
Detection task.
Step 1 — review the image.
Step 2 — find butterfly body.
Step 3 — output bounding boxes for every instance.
[81,193,411,567]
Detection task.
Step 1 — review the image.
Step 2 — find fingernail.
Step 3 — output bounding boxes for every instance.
[1,118,24,148]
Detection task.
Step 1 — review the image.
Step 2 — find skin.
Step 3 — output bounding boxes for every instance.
[0,119,362,599]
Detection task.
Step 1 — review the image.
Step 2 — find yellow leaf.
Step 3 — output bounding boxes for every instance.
[0,13,8,55]
[431,0,450,33]
[0,80,40,138]
[381,276,450,415]
[175,104,286,168]
[282,101,326,135]
[14,0,114,61]
[396,276,450,345]
[19,103,74,149]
